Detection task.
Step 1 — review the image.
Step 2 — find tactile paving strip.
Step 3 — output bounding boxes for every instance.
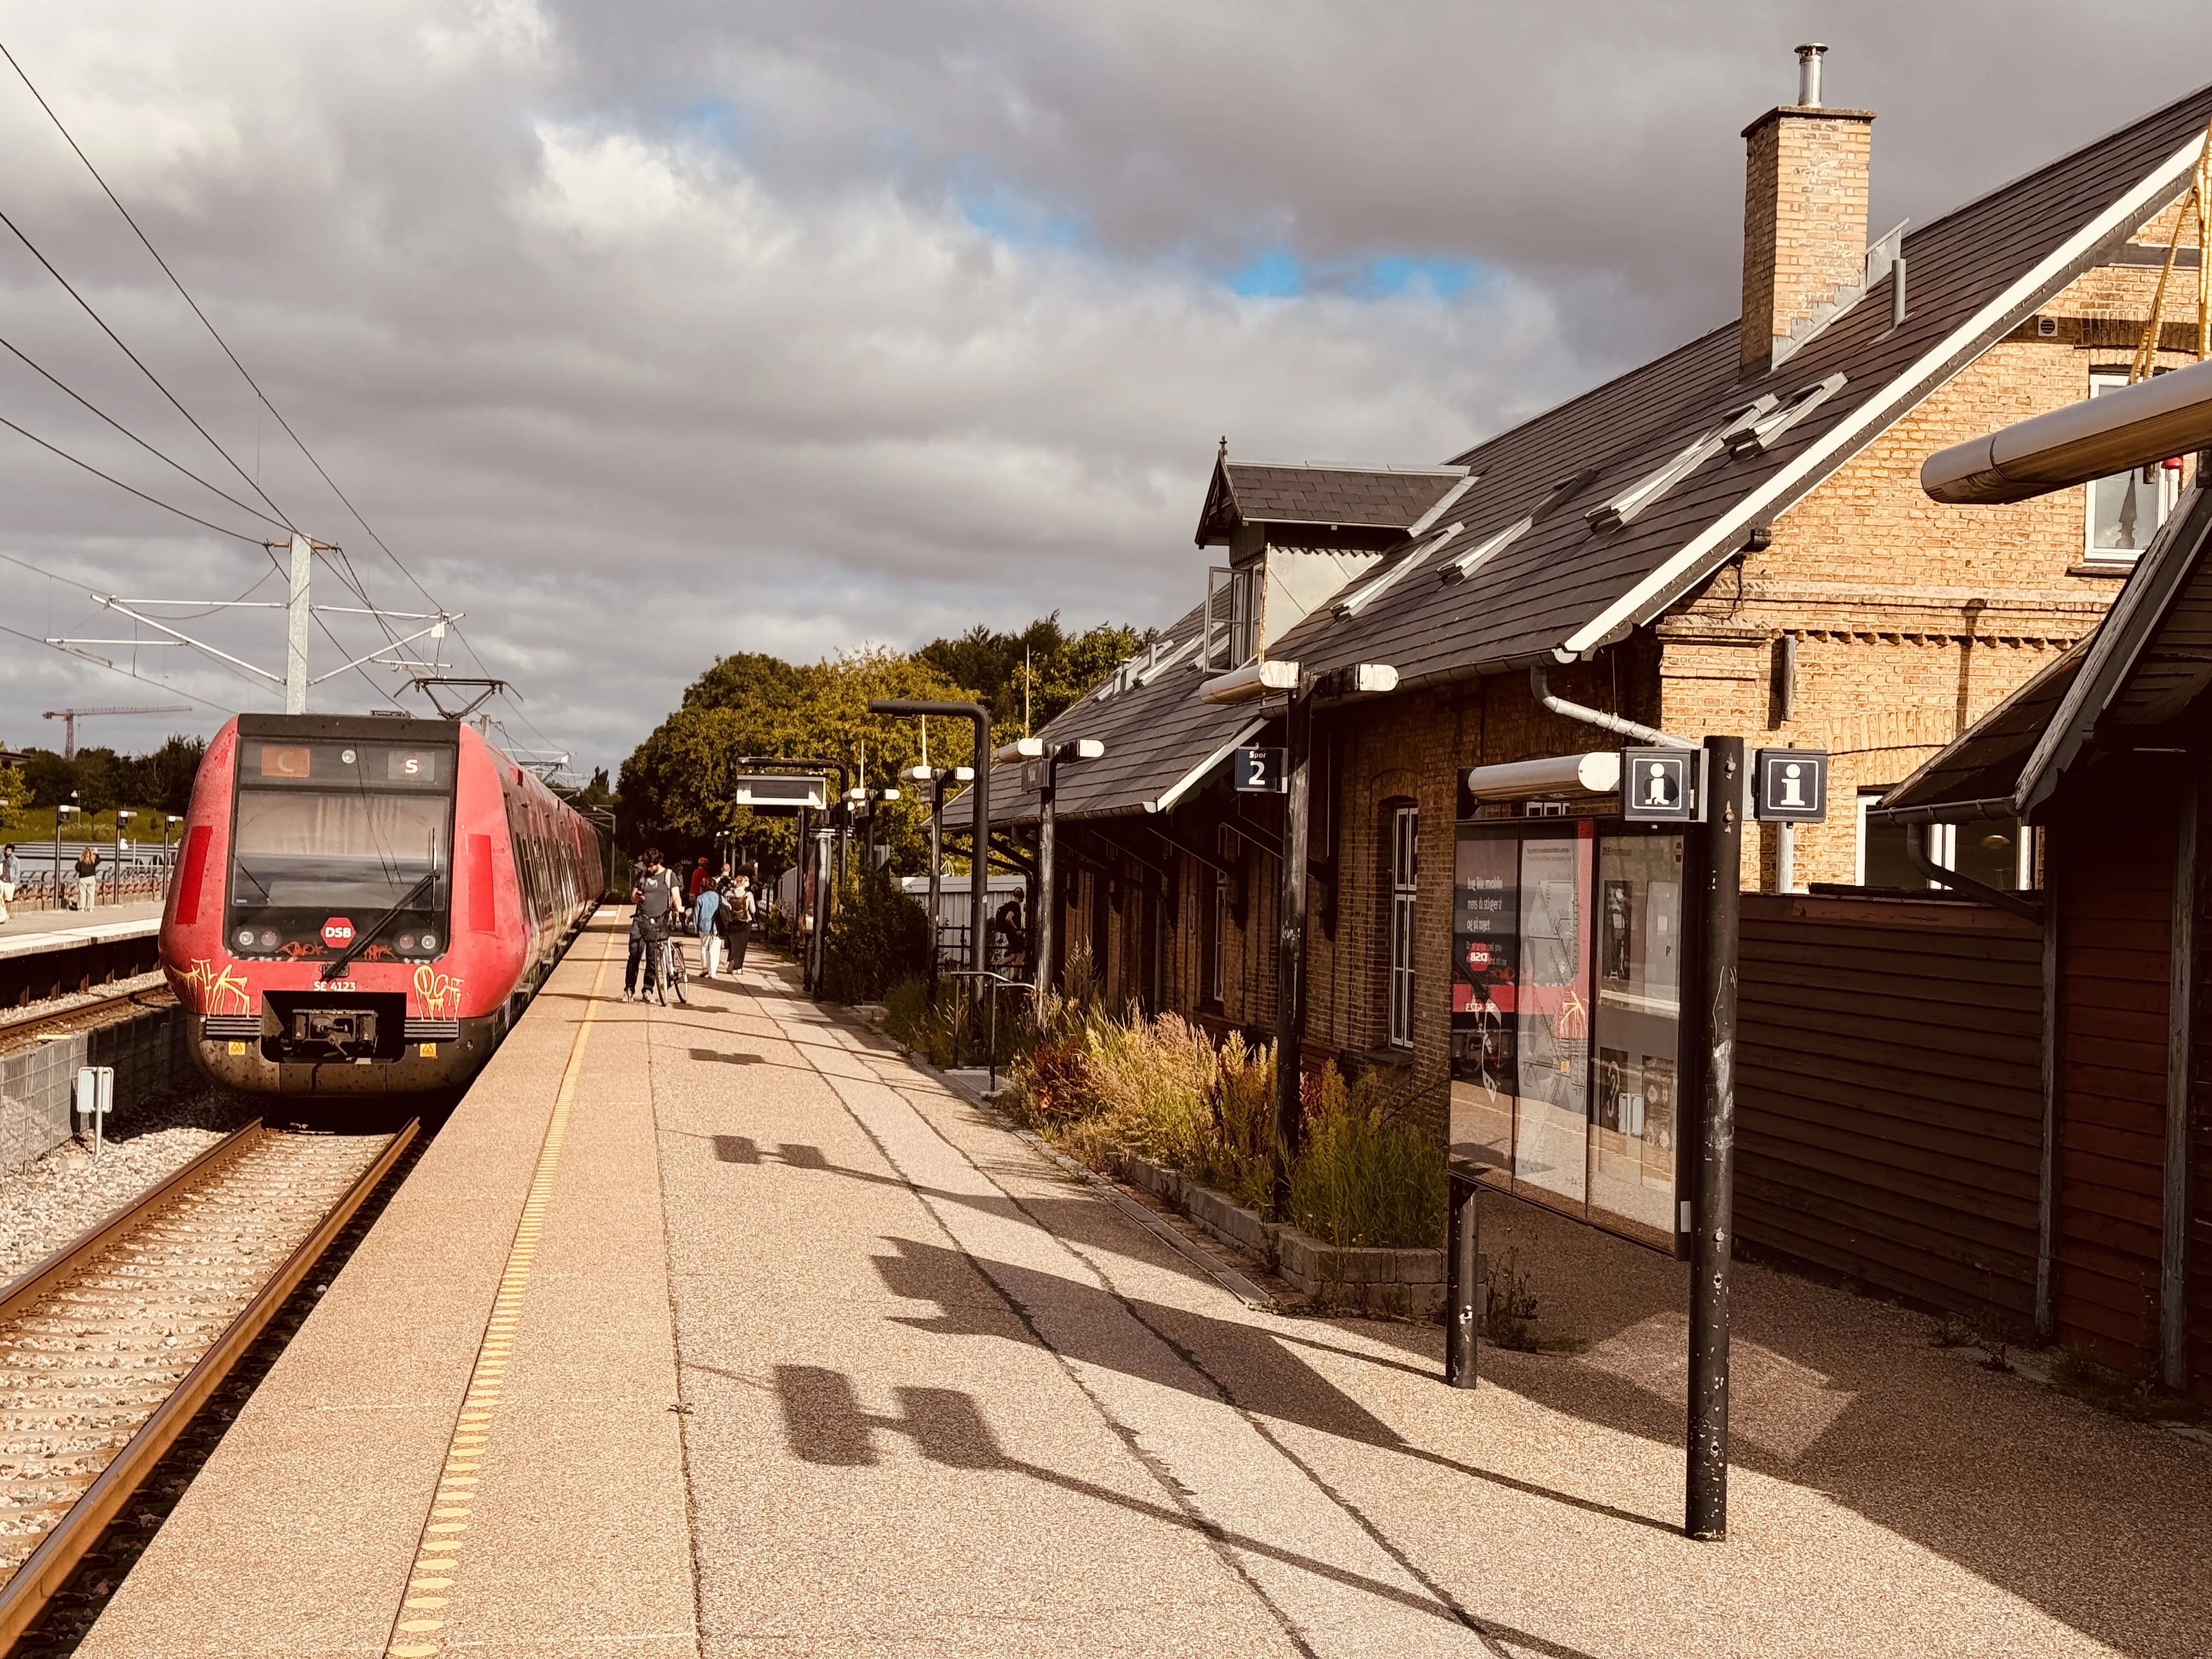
[382,936,612,1659]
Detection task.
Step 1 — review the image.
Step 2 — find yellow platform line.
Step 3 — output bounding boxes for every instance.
[384,925,617,1659]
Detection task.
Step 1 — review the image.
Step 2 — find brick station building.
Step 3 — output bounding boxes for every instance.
[980,71,2212,1195]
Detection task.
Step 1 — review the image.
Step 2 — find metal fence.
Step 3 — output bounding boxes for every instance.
[2,854,174,913]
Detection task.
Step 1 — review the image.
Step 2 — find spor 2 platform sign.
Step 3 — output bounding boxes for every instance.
[1233,747,1288,793]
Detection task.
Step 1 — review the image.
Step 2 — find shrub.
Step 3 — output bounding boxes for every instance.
[821,871,933,1003]
[1063,1014,1217,1172]
[1002,994,1442,1251]
[1189,1031,1273,1211]
[1285,1066,1446,1250]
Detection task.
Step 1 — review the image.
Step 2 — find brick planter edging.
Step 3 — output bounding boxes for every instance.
[1107,1147,1444,1317]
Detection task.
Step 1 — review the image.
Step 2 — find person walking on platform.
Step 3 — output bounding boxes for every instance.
[73,845,100,912]
[719,873,754,974]
[695,874,723,978]
[624,849,680,1001]
[0,844,16,926]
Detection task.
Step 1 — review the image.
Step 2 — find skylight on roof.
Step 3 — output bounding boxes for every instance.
[1334,523,1463,619]
[1584,397,1778,533]
[1724,374,1847,459]
[1441,516,1532,584]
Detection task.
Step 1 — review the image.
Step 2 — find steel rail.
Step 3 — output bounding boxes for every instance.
[0,1119,266,1328]
[0,1116,421,1646]
[0,984,171,1054]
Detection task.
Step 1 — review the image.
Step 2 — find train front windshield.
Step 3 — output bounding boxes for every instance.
[227,739,456,961]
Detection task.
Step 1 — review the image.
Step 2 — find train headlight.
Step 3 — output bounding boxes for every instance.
[258,929,279,949]
[419,932,438,951]
[236,928,255,948]
[398,933,417,952]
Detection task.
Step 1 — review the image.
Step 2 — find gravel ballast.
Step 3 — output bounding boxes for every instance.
[0,1080,258,1284]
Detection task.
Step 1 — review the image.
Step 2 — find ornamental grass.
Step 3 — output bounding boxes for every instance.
[1000,978,1442,1250]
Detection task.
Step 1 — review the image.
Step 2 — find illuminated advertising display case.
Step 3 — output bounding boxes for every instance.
[1449,809,1698,1255]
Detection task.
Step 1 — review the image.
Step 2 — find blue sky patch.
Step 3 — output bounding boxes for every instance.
[1227,249,1306,297]
[1226,247,1478,302]
[955,178,1087,251]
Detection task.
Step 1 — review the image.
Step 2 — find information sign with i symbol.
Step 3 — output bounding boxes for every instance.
[1620,747,1699,822]
[1753,749,1829,823]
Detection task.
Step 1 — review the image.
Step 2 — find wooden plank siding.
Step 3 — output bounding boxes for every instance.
[2049,771,2182,1374]
[2188,776,2212,1406]
[1736,893,2045,1323]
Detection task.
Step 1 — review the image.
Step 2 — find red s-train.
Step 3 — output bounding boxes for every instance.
[162,713,602,1094]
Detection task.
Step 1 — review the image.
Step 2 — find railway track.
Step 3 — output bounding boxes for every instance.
[0,985,172,1056]
[0,1117,417,1647]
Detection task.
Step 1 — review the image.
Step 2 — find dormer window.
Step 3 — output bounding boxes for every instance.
[1200,565,1260,672]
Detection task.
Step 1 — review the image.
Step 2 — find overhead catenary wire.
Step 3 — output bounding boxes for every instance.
[0,39,548,738]
[0,201,295,530]
[0,408,268,544]
[0,615,230,713]
[0,40,444,619]
[0,330,292,531]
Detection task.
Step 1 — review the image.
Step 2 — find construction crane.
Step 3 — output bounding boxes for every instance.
[41,706,191,761]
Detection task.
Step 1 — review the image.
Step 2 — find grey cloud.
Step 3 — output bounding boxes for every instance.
[0,1,2203,775]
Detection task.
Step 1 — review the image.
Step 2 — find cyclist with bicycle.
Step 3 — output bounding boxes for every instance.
[623,849,681,1002]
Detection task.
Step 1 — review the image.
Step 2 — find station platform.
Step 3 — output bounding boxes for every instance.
[0,902,162,961]
[1,902,165,1008]
[69,912,2212,1659]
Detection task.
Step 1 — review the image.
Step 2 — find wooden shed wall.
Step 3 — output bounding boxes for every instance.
[2192,776,2212,1404]
[2048,776,2180,1373]
[1736,892,2045,1321]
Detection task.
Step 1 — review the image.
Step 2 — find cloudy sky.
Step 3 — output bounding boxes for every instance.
[0,1,2208,778]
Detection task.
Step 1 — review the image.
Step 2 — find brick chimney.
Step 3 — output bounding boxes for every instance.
[1740,44,1875,375]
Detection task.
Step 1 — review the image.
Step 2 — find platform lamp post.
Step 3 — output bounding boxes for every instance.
[732,758,849,995]
[114,810,134,904]
[994,737,1105,994]
[868,701,990,1001]
[904,763,975,1001]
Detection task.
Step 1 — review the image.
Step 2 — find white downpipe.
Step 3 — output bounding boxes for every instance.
[1530,667,1694,749]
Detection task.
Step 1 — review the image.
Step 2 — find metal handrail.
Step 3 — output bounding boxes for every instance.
[943,968,1036,1092]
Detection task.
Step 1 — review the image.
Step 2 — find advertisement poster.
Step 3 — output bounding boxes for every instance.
[1513,828,1592,1203]
[1449,833,1520,1171]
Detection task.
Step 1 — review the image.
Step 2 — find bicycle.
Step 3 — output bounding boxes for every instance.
[657,933,691,1006]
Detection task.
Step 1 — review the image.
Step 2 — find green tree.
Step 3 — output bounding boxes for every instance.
[128,734,208,815]
[916,614,1150,736]
[618,647,981,881]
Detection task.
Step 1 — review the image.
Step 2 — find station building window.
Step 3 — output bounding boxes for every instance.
[1205,872,1227,1007]
[2085,371,2182,565]
[1855,788,2036,891]
[1387,805,1418,1049]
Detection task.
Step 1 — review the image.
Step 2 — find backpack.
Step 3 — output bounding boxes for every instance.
[635,872,676,939]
